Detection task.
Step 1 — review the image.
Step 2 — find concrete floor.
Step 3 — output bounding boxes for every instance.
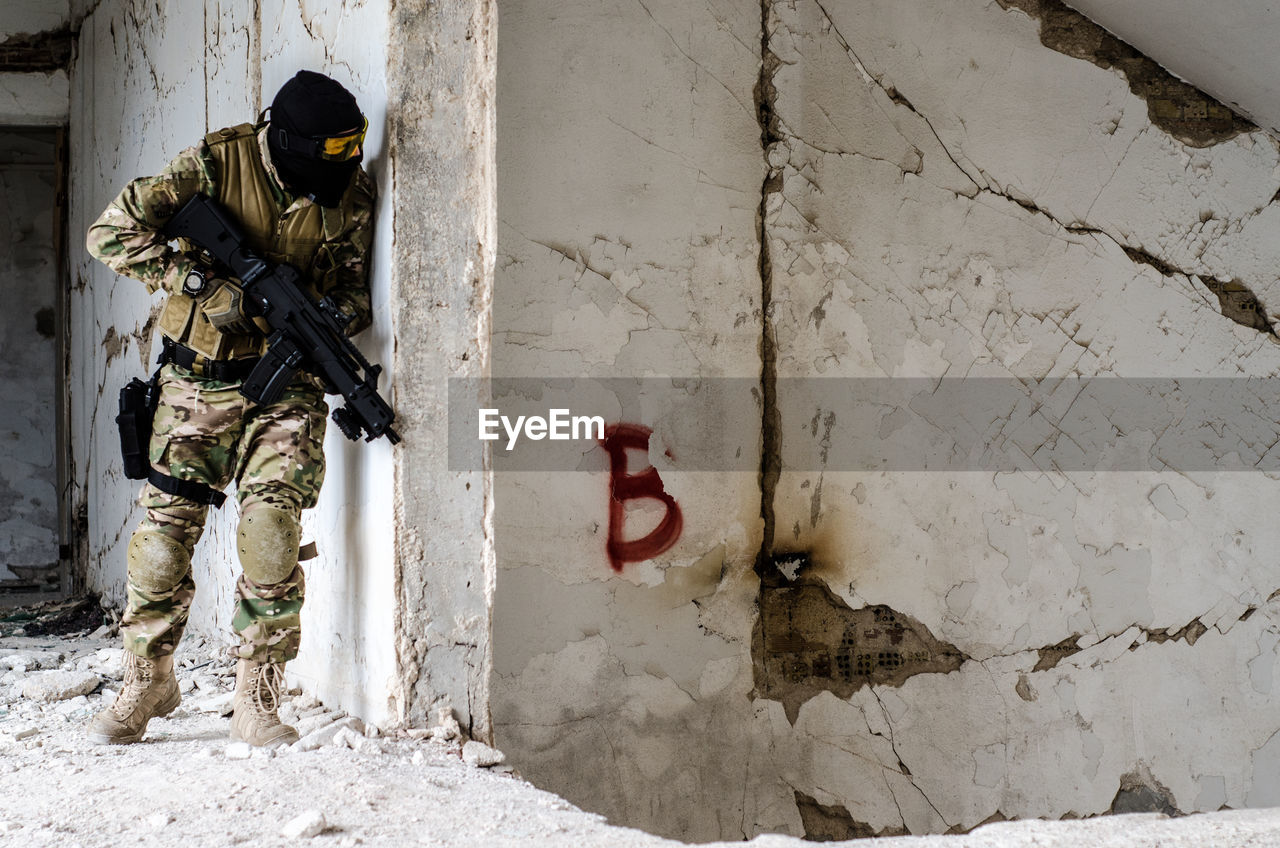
[3,630,1280,847]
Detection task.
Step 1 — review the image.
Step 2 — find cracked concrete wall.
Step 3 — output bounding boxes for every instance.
[0,130,59,585]
[767,0,1280,836]
[495,0,1280,840]
[67,0,402,725]
[492,0,765,840]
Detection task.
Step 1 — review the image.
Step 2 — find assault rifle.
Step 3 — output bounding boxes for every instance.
[164,193,400,444]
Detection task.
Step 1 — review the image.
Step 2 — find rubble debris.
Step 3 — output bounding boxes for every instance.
[20,670,100,702]
[0,596,106,638]
[462,740,506,768]
[281,810,327,839]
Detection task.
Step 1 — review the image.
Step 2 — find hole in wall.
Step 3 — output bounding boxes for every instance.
[752,553,969,724]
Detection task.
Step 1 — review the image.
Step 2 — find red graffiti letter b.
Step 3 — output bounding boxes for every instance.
[602,424,683,573]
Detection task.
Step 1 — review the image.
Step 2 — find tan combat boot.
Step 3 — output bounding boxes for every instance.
[229,658,299,748]
[85,652,181,744]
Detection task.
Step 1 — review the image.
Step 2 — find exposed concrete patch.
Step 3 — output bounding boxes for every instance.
[794,790,907,840]
[1135,618,1209,648]
[0,27,73,72]
[137,301,162,367]
[1119,245,1275,335]
[100,326,122,362]
[1111,765,1182,816]
[1198,278,1273,335]
[1033,635,1082,672]
[752,555,968,723]
[997,0,1254,147]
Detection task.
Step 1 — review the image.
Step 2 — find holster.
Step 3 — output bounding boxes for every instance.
[116,370,161,480]
[114,366,227,508]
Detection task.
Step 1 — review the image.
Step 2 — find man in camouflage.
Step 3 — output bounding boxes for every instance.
[84,70,375,747]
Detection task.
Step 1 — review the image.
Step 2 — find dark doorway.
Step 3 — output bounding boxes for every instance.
[0,126,69,603]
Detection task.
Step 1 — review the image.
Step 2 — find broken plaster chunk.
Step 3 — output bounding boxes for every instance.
[333,726,383,754]
[429,706,463,742]
[293,711,342,738]
[281,810,327,839]
[195,693,234,716]
[331,726,359,749]
[20,670,100,703]
[766,141,790,169]
[462,740,506,768]
[293,716,363,752]
[2,651,62,672]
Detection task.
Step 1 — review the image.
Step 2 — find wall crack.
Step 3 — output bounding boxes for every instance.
[754,0,782,576]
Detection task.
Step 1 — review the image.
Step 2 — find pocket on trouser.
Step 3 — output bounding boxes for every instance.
[231,566,306,663]
[149,365,244,488]
[237,390,329,511]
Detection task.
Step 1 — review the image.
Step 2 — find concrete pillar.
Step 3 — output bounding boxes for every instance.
[386,0,497,739]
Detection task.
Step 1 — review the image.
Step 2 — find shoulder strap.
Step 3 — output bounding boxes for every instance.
[203,123,258,148]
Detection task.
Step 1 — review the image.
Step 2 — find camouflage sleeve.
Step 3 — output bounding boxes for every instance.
[319,168,376,336]
[86,144,217,295]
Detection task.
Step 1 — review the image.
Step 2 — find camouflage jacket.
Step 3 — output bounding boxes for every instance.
[87,124,374,360]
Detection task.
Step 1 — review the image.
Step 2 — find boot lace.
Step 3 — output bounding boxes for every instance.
[247,661,285,719]
[111,653,156,717]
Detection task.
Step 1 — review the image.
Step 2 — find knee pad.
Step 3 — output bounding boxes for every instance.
[237,505,301,585]
[127,530,192,594]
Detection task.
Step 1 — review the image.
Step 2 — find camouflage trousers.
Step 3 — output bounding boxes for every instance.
[122,362,328,663]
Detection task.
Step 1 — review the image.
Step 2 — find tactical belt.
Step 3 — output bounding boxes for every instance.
[158,337,261,382]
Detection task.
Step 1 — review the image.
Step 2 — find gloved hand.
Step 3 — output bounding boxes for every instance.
[199,280,261,336]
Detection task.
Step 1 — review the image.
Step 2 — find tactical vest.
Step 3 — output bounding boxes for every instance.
[158,123,358,360]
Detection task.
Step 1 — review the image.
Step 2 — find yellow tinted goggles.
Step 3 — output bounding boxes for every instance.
[271,114,367,162]
[317,116,368,161]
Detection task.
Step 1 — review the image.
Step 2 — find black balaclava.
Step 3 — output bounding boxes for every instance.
[267,70,364,208]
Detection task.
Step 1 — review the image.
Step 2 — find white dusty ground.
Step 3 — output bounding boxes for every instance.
[2,631,1280,848]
